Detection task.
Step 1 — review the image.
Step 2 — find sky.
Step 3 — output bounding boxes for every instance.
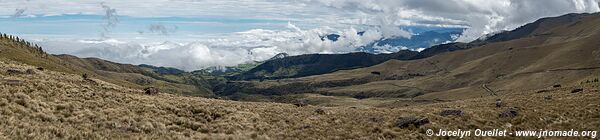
[1,0,599,71]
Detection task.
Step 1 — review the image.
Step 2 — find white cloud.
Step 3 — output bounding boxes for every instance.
[6,0,600,70]
[33,23,392,71]
[302,0,600,41]
[0,0,313,19]
[3,0,599,39]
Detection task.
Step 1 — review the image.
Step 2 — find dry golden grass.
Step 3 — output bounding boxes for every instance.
[1,60,599,139]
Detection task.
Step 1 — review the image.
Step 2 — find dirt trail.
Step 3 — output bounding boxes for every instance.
[481,84,497,96]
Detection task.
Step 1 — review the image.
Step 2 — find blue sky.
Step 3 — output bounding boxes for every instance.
[0,14,289,35]
[1,0,599,70]
[0,14,293,43]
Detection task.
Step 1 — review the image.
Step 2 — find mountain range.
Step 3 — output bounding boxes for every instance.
[232,39,474,80]
[218,12,600,103]
[359,28,463,53]
[321,27,463,53]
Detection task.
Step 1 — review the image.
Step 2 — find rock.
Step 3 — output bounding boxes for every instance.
[314,108,326,115]
[25,69,36,74]
[293,99,308,107]
[6,69,36,75]
[294,102,307,107]
[82,73,89,80]
[499,108,519,118]
[553,84,561,88]
[144,87,160,95]
[3,79,23,86]
[300,125,314,129]
[371,71,381,75]
[395,116,429,128]
[495,99,503,108]
[6,69,25,75]
[536,90,550,93]
[84,78,98,85]
[440,109,464,116]
[571,88,583,93]
[371,127,383,133]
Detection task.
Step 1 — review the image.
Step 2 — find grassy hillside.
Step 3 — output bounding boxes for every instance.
[0,34,212,96]
[233,13,597,81]
[234,50,421,80]
[220,13,600,103]
[1,59,599,139]
[197,61,264,77]
[234,40,483,80]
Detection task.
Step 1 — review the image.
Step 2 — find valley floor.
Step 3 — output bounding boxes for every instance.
[1,60,599,139]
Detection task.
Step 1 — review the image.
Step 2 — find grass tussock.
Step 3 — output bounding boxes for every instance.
[0,60,599,139]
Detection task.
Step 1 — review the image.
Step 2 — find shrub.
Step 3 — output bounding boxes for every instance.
[395,116,429,128]
[144,87,160,95]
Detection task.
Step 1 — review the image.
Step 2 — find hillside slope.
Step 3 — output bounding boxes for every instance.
[234,50,419,80]
[221,13,600,101]
[236,13,594,81]
[1,58,599,139]
[477,13,592,43]
[0,35,212,96]
[234,42,478,80]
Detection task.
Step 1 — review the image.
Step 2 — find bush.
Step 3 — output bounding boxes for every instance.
[144,87,160,95]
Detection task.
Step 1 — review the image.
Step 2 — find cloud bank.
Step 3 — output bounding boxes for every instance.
[34,23,392,71]
[302,0,600,41]
[4,0,600,70]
